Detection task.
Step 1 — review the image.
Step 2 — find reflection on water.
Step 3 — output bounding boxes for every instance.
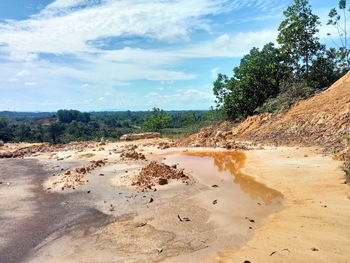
[168,151,282,205]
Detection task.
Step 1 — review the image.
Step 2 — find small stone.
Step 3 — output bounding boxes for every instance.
[158,178,168,185]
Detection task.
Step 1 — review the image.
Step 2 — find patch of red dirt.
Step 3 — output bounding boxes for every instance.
[132,162,192,190]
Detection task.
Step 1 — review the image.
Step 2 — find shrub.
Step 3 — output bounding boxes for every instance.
[256,80,314,114]
[344,157,350,184]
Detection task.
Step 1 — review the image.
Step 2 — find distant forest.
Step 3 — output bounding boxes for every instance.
[0,109,222,143]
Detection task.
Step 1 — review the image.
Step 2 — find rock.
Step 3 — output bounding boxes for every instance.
[121,150,146,160]
[158,178,168,185]
[99,137,107,146]
[0,140,4,147]
[120,132,161,141]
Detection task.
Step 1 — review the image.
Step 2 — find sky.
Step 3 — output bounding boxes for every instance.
[0,0,340,111]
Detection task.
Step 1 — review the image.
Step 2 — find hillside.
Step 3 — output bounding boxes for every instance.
[183,71,350,151]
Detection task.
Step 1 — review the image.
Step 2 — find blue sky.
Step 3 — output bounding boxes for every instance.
[0,0,340,111]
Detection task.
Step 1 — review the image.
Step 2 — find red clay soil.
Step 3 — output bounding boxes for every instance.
[132,162,192,190]
[182,71,350,151]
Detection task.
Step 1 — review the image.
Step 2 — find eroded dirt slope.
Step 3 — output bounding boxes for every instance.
[183,71,350,151]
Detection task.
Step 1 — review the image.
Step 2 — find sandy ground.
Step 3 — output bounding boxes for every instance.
[0,140,349,262]
[215,146,350,263]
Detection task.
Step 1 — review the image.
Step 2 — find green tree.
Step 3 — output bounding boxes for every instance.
[16,123,31,142]
[57,109,90,123]
[142,108,172,132]
[48,122,65,144]
[308,48,344,89]
[278,0,321,78]
[327,0,350,69]
[213,43,292,119]
[0,117,13,142]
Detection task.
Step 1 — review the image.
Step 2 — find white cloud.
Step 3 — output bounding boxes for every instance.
[16,70,30,77]
[24,82,38,86]
[0,0,284,111]
[179,30,278,58]
[145,87,214,109]
[211,67,219,78]
[0,0,226,58]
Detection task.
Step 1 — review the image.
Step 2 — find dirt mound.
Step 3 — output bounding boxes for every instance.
[132,162,192,190]
[182,72,350,150]
[180,121,247,149]
[121,150,146,160]
[157,141,177,149]
[49,159,106,191]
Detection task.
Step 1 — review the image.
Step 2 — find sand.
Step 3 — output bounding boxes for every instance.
[215,146,350,263]
[1,140,349,262]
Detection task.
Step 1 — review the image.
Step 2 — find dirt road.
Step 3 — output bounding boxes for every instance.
[0,159,111,263]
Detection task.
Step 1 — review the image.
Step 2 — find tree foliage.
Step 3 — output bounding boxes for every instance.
[277,0,321,78]
[213,43,292,119]
[57,109,91,123]
[142,108,172,132]
[213,0,347,119]
[327,0,350,70]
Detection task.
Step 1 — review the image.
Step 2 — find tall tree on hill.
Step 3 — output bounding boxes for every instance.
[213,43,292,119]
[277,0,321,79]
[327,0,350,70]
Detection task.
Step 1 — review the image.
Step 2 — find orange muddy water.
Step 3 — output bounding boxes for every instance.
[165,151,283,243]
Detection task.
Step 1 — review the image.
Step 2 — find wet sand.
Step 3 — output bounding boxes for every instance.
[26,150,280,263]
[1,141,348,263]
[0,147,282,263]
[215,147,350,263]
[0,159,112,263]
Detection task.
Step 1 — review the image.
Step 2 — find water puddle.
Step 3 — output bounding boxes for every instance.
[164,151,283,238]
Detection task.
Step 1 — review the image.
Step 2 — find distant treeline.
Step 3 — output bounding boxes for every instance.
[0,109,221,143]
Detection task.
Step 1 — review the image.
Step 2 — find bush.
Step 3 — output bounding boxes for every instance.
[256,81,314,114]
[141,108,172,132]
[344,157,350,184]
